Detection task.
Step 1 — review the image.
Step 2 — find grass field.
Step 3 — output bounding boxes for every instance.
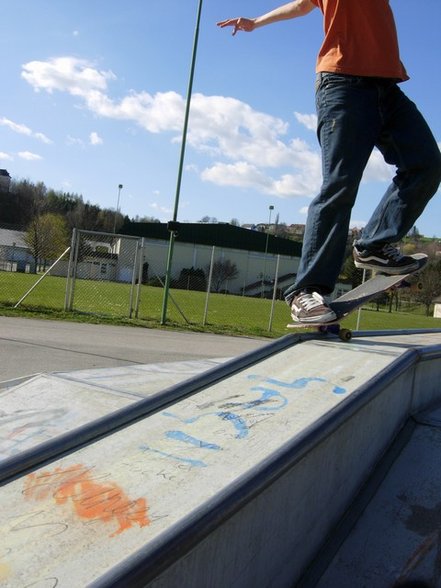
[1,271,440,338]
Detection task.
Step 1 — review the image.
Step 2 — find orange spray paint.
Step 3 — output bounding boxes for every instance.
[24,464,150,537]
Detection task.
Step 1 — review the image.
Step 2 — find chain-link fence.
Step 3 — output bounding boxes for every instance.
[0,224,302,334]
[1,223,434,334]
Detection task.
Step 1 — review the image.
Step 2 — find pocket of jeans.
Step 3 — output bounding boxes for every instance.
[322,73,358,88]
[315,75,323,93]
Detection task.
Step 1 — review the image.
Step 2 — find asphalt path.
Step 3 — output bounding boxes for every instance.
[0,316,267,384]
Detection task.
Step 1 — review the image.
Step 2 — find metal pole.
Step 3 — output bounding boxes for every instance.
[113,184,123,235]
[268,254,280,332]
[261,205,274,297]
[161,0,204,325]
[134,237,145,318]
[64,229,77,311]
[203,246,215,325]
[355,269,367,330]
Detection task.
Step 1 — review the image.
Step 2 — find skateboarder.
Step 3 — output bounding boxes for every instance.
[218,1,441,324]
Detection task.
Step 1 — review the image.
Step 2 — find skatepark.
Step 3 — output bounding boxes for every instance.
[1,317,441,586]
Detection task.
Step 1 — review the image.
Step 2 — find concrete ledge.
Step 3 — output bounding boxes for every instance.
[1,331,441,587]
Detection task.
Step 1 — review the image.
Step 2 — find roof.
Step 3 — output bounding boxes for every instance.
[120,222,302,257]
[0,228,27,247]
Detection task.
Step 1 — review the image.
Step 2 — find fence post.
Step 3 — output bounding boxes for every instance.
[268,254,281,332]
[134,238,145,318]
[203,245,215,326]
[128,237,141,318]
[68,228,82,311]
[64,229,76,311]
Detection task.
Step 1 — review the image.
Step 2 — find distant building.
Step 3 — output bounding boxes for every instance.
[0,228,35,272]
[0,169,11,193]
[434,297,441,319]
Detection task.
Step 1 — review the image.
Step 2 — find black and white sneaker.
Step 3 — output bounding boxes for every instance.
[353,244,420,275]
[290,290,337,324]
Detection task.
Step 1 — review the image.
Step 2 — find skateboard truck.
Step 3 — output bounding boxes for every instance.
[288,322,353,341]
[318,324,352,341]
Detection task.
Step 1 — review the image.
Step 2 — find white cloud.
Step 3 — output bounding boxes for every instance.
[201,162,272,192]
[362,149,394,183]
[0,152,13,161]
[66,135,84,147]
[0,116,52,143]
[18,151,42,161]
[20,56,400,198]
[150,202,173,215]
[89,131,103,146]
[294,112,317,131]
[22,56,115,96]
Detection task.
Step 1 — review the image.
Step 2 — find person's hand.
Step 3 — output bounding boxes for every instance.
[217,17,256,36]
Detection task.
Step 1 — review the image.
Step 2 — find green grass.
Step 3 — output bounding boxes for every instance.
[1,271,440,338]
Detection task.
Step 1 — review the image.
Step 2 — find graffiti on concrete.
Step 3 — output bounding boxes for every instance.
[141,373,347,468]
[23,464,150,538]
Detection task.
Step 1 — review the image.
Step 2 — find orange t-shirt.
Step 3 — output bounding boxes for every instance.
[310,0,408,80]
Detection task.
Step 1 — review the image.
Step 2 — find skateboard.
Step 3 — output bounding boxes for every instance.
[287,254,428,341]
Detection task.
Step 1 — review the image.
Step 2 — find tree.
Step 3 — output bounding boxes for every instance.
[411,260,441,316]
[206,259,239,293]
[24,213,70,272]
[341,254,364,288]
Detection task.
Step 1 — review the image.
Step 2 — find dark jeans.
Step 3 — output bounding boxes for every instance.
[285,72,441,301]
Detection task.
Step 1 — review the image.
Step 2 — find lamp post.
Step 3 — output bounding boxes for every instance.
[113,183,123,235]
[161,0,204,324]
[261,205,275,297]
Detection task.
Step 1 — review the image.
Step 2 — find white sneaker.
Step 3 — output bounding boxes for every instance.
[290,290,337,324]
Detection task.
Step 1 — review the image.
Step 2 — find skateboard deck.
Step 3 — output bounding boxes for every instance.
[287,254,428,340]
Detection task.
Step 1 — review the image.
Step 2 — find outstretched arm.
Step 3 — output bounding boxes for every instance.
[217,0,316,36]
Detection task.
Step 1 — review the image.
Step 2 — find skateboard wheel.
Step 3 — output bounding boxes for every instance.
[339,328,352,341]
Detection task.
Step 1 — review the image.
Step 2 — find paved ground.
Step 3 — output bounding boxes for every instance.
[0,316,267,383]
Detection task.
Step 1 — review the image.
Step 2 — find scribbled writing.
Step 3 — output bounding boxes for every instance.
[141,373,347,467]
[23,464,150,537]
[0,408,69,459]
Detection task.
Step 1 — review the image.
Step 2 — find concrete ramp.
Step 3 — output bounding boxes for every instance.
[1,330,441,587]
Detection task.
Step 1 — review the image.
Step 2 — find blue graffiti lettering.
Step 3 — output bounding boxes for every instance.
[247,375,346,396]
[140,444,207,468]
[165,430,222,450]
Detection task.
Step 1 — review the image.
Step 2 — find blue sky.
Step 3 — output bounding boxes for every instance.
[1,1,440,235]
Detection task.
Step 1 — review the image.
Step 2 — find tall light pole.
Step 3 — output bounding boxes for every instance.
[113,183,123,235]
[261,204,275,297]
[161,0,204,324]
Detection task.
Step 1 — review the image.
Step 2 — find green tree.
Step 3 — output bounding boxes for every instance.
[341,254,364,288]
[411,260,441,316]
[24,213,70,272]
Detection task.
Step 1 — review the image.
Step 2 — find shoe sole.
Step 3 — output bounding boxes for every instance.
[353,260,420,275]
[290,312,337,324]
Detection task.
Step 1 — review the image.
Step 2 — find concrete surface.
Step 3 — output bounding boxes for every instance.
[0,316,266,384]
[2,330,441,587]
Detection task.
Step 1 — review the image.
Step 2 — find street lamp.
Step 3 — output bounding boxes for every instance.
[261,205,275,297]
[113,184,123,235]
